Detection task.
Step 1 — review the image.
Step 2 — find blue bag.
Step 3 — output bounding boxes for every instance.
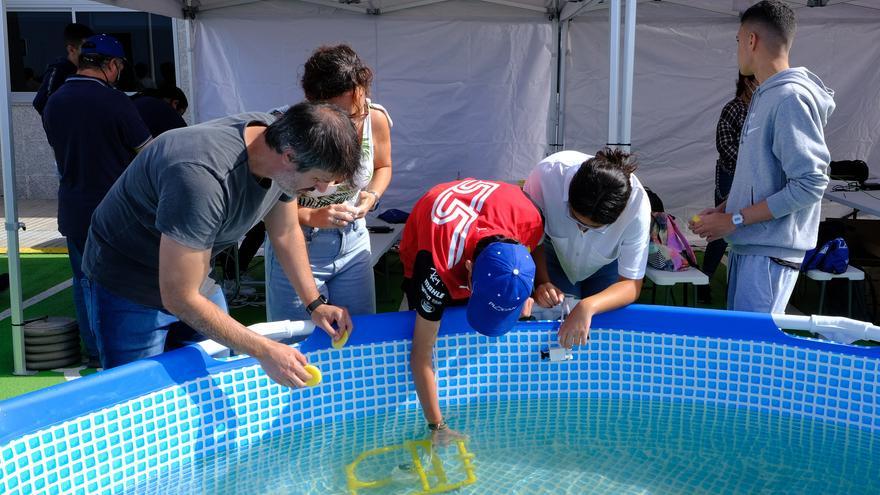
[801,237,849,274]
[377,208,410,224]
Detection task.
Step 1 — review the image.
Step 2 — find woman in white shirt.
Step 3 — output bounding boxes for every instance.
[523,148,651,348]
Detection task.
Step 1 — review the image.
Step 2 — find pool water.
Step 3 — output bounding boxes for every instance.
[131,397,880,494]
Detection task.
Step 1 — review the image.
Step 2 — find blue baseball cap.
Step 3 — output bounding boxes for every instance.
[466,242,536,337]
[80,34,126,60]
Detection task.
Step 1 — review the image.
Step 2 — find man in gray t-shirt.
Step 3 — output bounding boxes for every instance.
[82,102,361,388]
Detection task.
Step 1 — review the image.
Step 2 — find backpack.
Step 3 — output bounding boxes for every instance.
[648,212,698,271]
[801,237,849,274]
[829,160,869,184]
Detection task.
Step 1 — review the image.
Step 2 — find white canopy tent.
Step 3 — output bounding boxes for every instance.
[80,0,880,214]
[3,0,879,373]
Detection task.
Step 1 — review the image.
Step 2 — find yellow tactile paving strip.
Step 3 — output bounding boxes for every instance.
[0,200,67,254]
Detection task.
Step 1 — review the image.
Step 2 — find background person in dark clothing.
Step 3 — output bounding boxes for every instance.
[42,34,152,366]
[32,23,93,116]
[131,86,188,137]
[699,73,757,304]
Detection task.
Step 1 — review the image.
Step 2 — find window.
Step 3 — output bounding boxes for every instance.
[6,12,73,92]
[75,12,175,92]
[6,9,176,93]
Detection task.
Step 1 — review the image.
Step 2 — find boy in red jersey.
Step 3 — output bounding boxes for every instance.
[399,179,543,442]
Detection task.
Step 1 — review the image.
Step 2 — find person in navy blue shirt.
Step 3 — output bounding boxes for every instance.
[131,86,188,137]
[42,34,151,366]
[32,23,93,116]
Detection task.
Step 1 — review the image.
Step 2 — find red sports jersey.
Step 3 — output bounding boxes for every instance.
[400,179,544,300]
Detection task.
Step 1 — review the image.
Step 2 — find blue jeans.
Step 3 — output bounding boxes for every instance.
[545,242,619,298]
[726,252,798,313]
[265,219,375,321]
[67,238,98,359]
[83,279,228,368]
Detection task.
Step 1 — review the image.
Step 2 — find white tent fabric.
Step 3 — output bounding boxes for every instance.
[87,0,880,216]
[195,2,555,211]
[565,1,880,218]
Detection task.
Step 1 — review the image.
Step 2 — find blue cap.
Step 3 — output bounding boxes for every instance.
[80,34,126,60]
[466,242,536,337]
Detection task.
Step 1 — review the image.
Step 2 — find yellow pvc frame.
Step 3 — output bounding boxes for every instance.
[345,439,476,495]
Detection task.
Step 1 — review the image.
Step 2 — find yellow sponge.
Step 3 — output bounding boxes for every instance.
[332,329,351,349]
[304,364,322,387]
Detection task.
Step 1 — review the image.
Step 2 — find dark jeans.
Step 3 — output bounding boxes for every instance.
[545,242,619,298]
[67,237,99,359]
[703,168,735,278]
[83,278,227,368]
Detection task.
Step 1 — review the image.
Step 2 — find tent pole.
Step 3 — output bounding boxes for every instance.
[184,14,197,123]
[0,0,30,375]
[619,0,637,153]
[607,0,621,148]
[548,14,559,154]
[556,19,569,153]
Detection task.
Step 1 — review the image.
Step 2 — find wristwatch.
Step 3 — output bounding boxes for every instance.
[732,211,745,227]
[306,294,328,315]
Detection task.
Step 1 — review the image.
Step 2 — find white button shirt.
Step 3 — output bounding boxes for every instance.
[524,150,651,284]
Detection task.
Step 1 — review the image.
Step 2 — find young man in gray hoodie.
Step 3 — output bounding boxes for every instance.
[690,0,835,313]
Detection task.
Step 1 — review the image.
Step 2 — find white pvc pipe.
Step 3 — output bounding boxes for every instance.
[0,0,27,375]
[619,0,637,152]
[198,320,316,357]
[772,314,880,345]
[607,0,621,147]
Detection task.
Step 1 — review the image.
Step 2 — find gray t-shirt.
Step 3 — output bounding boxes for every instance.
[83,112,291,308]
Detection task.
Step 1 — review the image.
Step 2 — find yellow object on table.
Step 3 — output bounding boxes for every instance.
[345,439,476,495]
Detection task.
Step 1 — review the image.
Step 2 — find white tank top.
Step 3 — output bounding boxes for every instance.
[298,99,392,209]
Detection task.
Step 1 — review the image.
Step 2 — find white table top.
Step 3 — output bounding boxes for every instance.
[252,218,403,268]
[367,218,404,267]
[645,266,709,286]
[824,182,880,217]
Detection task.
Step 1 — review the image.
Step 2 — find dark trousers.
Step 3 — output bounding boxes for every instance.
[703,168,734,277]
[216,222,266,279]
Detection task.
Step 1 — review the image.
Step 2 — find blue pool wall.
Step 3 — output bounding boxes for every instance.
[1,305,879,494]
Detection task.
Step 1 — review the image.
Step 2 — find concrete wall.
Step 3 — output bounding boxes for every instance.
[11,103,57,200]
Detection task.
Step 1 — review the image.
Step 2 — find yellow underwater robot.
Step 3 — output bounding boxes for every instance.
[345,438,476,495]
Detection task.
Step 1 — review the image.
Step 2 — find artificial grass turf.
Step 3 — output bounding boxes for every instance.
[0,255,81,400]
[0,254,75,313]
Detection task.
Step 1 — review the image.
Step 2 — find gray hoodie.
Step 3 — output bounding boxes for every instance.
[725,67,835,262]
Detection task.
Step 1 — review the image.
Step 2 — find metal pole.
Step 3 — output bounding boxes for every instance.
[556,19,570,153]
[607,0,621,148]
[548,14,560,154]
[184,17,197,122]
[147,13,156,86]
[0,0,29,375]
[619,0,637,153]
